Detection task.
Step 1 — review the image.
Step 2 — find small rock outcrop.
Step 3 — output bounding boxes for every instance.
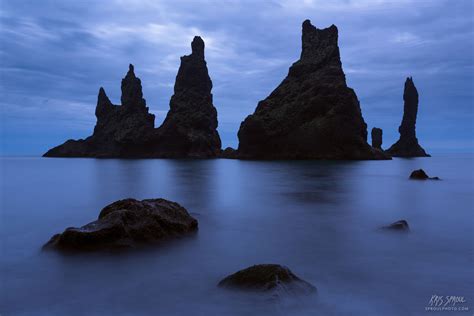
[152,36,222,158]
[382,220,410,232]
[44,37,221,158]
[219,147,238,159]
[387,77,430,157]
[43,198,198,251]
[409,169,440,180]
[236,20,387,160]
[371,127,383,150]
[218,264,316,295]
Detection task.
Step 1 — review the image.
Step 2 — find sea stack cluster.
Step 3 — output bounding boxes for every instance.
[44,20,430,160]
[44,37,221,158]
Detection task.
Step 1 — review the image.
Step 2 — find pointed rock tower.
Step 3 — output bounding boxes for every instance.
[153,36,221,157]
[44,65,155,157]
[387,77,429,157]
[237,20,385,159]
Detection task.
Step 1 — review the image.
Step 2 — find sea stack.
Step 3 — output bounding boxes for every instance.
[236,20,386,160]
[44,36,222,158]
[387,77,429,157]
[44,65,155,157]
[371,128,383,150]
[152,36,221,158]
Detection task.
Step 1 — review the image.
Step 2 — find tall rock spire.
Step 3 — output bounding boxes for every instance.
[121,64,146,108]
[236,19,386,159]
[387,77,429,157]
[153,36,221,158]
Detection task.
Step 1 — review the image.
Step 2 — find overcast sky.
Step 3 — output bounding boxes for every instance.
[1,0,473,155]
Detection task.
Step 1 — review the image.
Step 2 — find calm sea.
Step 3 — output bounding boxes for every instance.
[1,155,473,315]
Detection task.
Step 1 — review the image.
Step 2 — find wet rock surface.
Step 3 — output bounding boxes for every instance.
[409,169,439,180]
[218,264,316,295]
[388,77,429,157]
[382,220,410,232]
[44,198,198,251]
[237,20,386,160]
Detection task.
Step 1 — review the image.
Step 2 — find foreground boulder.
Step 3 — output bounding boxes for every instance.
[44,198,198,251]
[382,220,410,232]
[44,37,221,158]
[237,20,387,160]
[409,169,440,180]
[218,264,316,295]
[387,77,430,157]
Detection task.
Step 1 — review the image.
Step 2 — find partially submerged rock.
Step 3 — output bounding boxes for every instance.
[218,264,316,295]
[409,169,440,180]
[237,20,387,160]
[44,198,198,251]
[387,77,430,157]
[219,147,238,159]
[382,220,410,232]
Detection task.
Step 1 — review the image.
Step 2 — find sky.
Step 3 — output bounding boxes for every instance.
[0,0,473,155]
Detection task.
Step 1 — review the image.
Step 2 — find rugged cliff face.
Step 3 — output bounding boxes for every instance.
[237,20,386,159]
[371,128,383,150]
[387,77,429,157]
[152,36,221,158]
[44,37,221,158]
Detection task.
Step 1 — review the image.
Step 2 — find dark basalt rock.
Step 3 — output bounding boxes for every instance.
[218,264,316,295]
[219,147,238,159]
[387,77,430,157]
[236,20,388,160]
[43,65,156,157]
[382,220,410,231]
[43,198,198,251]
[409,169,439,180]
[152,36,222,158]
[371,127,383,150]
[44,37,221,158]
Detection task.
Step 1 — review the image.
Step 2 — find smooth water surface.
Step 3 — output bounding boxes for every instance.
[1,155,473,315]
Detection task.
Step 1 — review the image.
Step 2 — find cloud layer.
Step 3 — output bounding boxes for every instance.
[1,0,473,155]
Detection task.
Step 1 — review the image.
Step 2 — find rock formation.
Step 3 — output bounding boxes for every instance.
[44,65,156,157]
[382,220,410,232]
[43,198,198,251]
[237,20,387,160]
[218,264,316,295]
[409,169,440,180]
[371,127,383,150]
[387,77,430,157]
[152,36,222,157]
[44,37,221,158]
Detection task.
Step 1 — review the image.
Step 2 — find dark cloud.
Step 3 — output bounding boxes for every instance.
[1,0,473,155]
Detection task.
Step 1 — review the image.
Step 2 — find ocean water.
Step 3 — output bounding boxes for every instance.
[0,155,473,316]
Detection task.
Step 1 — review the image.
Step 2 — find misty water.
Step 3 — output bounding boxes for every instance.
[1,155,473,315]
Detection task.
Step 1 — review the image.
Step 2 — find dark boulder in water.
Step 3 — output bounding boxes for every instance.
[382,220,410,231]
[387,77,430,157]
[409,169,439,180]
[43,198,198,251]
[44,37,221,158]
[237,20,387,160]
[218,264,316,295]
[371,127,383,150]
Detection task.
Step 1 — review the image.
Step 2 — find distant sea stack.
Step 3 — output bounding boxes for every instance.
[371,128,383,150]
[236,20,387,160]
[44,37,221,158]
[387,77,429,157]
[152,36,221,158]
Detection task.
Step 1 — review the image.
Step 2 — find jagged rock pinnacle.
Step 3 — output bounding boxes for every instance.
[121,64,146,108]
[191,36,205,59]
